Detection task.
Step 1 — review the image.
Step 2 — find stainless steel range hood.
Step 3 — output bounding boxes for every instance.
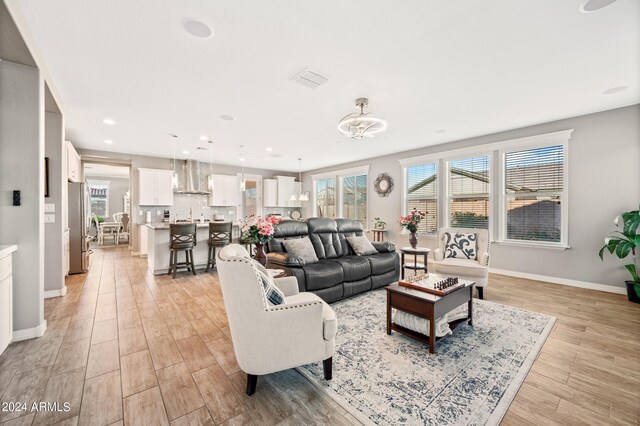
[174,160,211,194]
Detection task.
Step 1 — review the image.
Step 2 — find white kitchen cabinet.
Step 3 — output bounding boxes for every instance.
[139,225,148,257]
[275,176,296,207]
[208,174,238,206]
[263,179,278,207]
[0,246,16,355]
[138,168,174,206]
[66,141,82,182]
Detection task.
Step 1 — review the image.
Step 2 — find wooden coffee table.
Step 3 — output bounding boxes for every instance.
[386,275,475,354]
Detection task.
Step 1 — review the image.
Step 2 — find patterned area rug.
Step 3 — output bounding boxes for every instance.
[298,289,555,426]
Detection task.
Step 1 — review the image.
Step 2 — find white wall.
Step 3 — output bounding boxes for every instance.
[303,105,640,291]
[0,59,45,333]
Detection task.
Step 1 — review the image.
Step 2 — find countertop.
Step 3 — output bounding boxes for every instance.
[145,222,237,230]
[0,245,17,258]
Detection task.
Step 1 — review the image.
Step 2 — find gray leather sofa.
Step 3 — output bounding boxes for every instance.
[266,218,400,303]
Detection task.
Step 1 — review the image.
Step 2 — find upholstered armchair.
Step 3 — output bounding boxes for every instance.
[216,244,336,395]
[432,227,490,299]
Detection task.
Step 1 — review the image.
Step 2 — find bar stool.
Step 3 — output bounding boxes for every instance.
[168,223,197,279]
[205,221,232,272]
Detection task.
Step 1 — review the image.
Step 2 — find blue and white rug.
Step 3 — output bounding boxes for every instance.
[298,289,555,426]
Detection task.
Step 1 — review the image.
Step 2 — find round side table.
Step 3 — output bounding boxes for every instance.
[400,247,431,279]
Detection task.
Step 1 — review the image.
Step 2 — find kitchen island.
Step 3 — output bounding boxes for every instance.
[145,222,237,275]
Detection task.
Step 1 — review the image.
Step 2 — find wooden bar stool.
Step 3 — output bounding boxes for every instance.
[168,223,197,278]
[205,221,232,272]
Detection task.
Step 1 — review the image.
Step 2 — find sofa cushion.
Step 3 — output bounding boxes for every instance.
[302,260,344,290]
[282,237,318,264]
[346,236,378,256]
[433,258,488,278]
[268,220,309,253]
[336,219,365,254]
[444,232,477,260]
[332,256,371,281]
[367,252,398,275]
[307,218,342,259]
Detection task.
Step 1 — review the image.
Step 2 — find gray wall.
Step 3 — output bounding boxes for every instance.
[302,105,640,290]
[44,111,65,293]
[0,59,45,331]
[77,148,298,253]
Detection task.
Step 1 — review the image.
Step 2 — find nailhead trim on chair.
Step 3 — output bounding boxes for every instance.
[267,302,322,311]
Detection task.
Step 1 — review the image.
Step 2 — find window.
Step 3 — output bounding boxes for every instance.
[503,145,565,244]
[406,163,437,233]
[341,174,367,226]
[448,155,490,229]
[88,180,109,217]
[315,178,336,218]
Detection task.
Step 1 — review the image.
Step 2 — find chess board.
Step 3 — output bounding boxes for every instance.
[398,274,465,296]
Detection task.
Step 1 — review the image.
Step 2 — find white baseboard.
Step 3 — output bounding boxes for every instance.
[489,268,626,295]
[44,285,67,299]
[13,320,47,342]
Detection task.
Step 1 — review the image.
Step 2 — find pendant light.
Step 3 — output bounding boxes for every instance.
[290,158,309,202]
[240,157,246,192]
[171,134,179,188]
[207,140,214,190]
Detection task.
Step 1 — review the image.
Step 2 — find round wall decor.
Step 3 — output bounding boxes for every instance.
[373,173,394,197]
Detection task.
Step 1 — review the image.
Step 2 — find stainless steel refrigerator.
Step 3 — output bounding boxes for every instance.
[68,182,93,273]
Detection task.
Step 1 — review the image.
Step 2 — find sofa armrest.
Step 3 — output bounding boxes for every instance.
[434,248,444,261]
[274,276,299,297]
[267,252,306,267]
[478,252,490,267]
[372,241,396,253]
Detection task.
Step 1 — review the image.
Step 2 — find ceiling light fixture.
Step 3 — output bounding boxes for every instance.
[290,158,309,202]
[579,0,618,13]
[103,139,113,144]
[183,20,213,38]
[602,85,627,95]
[338,98,387,139]
[170,134,179,188]
[219,115,235,121]
[207,140,215,191]
[266,147,273,152]
[103,118,115,125]
[182,150,189,155]
[199,135,208,141]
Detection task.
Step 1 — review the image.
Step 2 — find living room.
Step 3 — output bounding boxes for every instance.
[0,0,638,425]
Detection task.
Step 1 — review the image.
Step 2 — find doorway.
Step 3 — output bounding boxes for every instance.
[238,174,262,220]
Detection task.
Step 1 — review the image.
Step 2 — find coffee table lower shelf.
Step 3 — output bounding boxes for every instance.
[388,317,471,347]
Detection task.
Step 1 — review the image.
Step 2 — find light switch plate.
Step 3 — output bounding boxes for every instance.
[45,203,56,213]
[44,214,55,223]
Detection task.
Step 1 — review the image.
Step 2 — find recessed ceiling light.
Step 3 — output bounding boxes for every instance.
[266,147,273,152]
[219,115,235,121]
[239,157,246,162]
[199,135,208,141]
[103,118,115,125]
[183,20,213,38]
[182,150,189,154]
[579,0,618,13]
[602,85,627,95]
[435,129,446,134]
[104,139,113,144]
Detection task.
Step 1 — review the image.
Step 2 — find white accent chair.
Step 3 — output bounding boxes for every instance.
[216,244,337,395]
[433,227,490,299]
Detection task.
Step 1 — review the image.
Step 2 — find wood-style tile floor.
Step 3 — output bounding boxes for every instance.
[0,246,639,425]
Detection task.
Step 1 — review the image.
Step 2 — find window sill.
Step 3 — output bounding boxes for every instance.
[494,240,570,250]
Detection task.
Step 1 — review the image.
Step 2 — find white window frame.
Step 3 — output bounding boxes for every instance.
[311,165,370,227]
[497,138,570,249]
[399,129,573,248]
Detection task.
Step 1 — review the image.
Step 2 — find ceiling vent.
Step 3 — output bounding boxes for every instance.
[291,68,329,89]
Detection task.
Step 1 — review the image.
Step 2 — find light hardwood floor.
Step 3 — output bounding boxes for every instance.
[0,246,639,425]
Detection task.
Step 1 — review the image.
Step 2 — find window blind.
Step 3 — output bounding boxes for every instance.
[449,156,490,229]
[407,164,437,233]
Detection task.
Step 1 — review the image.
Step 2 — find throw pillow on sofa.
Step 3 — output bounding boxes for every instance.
[346,236,378,256]
[282,237,319,264]
[252,259,285,306]
[444,232,477,260]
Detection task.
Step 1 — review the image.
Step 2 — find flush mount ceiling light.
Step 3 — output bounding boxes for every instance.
[199,135,208,141]
[290,158,309,202]
[182,150,189,155]
[219,115,235,121]
[338,98,387,139]
[266,147,273,152]
[579,0,618,12]
[183,20,213,38]
[602,85,627,95]
[103,139,113,144]
[103,118,115,125]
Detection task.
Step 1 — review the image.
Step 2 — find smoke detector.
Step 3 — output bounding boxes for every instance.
[291,68,329,90]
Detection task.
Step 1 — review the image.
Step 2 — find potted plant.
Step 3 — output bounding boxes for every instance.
[241,215,283,266]
[398,208,426,249]
[598,209,640,303]
[373,217,387,230]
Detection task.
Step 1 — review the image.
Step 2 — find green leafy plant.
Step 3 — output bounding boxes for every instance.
[373,217,387,229]
[598,209,640,298]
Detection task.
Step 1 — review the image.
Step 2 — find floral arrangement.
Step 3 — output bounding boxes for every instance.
[399,208,426,233]
[241,215,283,244]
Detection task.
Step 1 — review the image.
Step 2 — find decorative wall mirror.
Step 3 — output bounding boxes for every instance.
[373,173,394,197]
